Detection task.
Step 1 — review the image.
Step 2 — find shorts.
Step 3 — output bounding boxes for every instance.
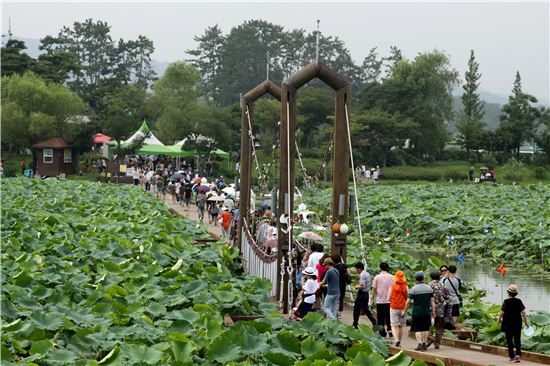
[451,304,460,317]
[390,309,406,326]
[411,315,431,332]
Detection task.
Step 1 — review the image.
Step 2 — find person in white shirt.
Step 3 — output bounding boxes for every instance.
[295,267,319,318]
[306,243,325,275]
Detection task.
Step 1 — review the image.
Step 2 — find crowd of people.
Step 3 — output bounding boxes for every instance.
[355,165,381,182]
[288,250,529,359]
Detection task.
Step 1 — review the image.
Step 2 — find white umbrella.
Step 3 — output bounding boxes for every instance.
[222,186,236,197]
[207,195,225,201]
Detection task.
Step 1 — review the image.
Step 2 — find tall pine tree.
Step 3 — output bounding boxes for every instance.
[497,71,541,159]
[457,50,486,159]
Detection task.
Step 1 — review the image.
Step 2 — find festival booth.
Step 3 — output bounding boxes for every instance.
[92,133,112,158]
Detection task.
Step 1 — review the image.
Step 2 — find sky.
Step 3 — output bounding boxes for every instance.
[2,1,549,104]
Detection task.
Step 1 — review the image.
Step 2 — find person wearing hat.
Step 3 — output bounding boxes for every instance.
[294,267,319,319]
[403,271,435,352]
[319,257,340,320]
[387,270,409,347]
[352,262,377,329]
[498,284,529,363]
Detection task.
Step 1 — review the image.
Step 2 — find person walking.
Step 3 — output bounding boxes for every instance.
[371,262,394,337]
[219,207,232,243]
[332,254,351,312]
[387,270,409,347]
[427,271,450,349]
[352,262,377,329]
[319,258,340,321]
[441,265,462,323]
[197,191,207,223]
[20,159,26,175]
[404,272,435,352]
[498,284,529,363]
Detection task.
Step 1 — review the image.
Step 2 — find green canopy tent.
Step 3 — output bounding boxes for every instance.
[210,148,230,158]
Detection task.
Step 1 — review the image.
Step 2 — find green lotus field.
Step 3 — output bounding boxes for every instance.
[1,178,406,365]
[303,184,550,272]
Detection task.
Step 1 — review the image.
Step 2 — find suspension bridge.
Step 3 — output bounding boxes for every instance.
[223,60,550,365]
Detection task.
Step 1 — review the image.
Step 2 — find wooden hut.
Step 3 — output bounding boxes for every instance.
[31,137,75,176]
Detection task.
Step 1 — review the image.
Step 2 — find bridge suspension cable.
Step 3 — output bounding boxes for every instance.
[344,102,366,263]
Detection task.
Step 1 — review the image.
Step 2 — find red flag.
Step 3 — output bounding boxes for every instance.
[496,262,508,278]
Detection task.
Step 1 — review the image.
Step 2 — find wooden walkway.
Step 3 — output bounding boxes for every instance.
[161,196,549,366]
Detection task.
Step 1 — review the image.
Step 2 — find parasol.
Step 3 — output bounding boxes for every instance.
[297,231,323,242]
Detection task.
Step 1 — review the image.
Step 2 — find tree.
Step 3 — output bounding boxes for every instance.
[0,39,34,76]
[497,71,541,159]
[99,84,148,153]
[352,109,419,166]
[187,20,362,106]
[186,25,225,103]
[359,51,459,158]
[147,61,205,143]
[535,107,550,161]
[457,50,486,159]
[361,47,383,84]
[297,87,334,148]
[40,19,155,113]
[1,72,85,151]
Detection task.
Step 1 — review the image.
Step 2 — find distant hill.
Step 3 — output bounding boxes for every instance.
[449,96,501,135]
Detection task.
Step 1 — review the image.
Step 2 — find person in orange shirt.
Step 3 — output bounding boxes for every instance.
[219,207,232,243]
[387,270,409,347]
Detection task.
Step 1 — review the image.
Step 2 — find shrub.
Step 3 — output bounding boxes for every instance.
[501,158,529,182]
[534,166,547,180]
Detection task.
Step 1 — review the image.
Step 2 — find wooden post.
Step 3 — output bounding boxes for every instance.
[331,86,351,259]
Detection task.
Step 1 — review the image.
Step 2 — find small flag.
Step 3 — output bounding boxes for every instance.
[447,235,454,245]
[457,252,465,263]
[496,262,508,278]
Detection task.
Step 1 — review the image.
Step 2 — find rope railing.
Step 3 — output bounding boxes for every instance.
[242,221,277,263]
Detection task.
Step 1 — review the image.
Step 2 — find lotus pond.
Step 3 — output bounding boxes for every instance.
[1,178,413,365]
[302,183,550,273]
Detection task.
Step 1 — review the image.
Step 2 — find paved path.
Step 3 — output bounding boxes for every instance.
[159,192,546,366]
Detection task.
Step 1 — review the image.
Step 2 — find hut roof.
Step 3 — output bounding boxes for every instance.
[32,137,72,149]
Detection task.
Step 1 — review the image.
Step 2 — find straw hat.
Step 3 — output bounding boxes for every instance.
[507,284,518,294]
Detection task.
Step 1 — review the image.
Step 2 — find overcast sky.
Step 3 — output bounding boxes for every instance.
[2,1,549,104]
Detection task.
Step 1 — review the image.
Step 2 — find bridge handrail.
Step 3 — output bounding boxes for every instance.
[242,221,277,263]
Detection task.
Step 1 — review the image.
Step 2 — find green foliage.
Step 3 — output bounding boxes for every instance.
[358,50,459,159]
[1,72,86,150]
[497,72,544,160]
[0,39,34,76]
[2,178,413,365]
[302,184,550,273]
[456,50,486,157]
[40,19,155,112]
[501,158,529,182]
[533,166,547,180]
